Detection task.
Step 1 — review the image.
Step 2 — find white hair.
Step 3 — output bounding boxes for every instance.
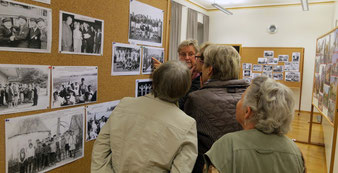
[243,76,295,135]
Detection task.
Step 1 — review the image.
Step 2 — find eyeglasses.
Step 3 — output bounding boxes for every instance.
[195,55,204,63]
[179,52,195,58]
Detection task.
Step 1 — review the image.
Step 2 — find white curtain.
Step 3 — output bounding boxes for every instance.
[186,8,198,40]
[169,1,182,60]
[203,15,209,43]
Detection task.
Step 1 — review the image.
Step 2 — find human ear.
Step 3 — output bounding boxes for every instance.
[244,106,253,120]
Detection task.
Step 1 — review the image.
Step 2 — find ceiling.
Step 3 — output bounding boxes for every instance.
[188,0,333,10]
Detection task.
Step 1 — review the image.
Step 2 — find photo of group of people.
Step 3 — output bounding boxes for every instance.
[5,107,84,173]
[135,79,152,97]
[111,42,141,76]
[0,0,52,53]
[0,64,50,115]
[59,11,104,56]
[142,46,164,74]
[52,66,98,109]
[86,100,120,141]
[313,29,338,122]
[129,0,163,47]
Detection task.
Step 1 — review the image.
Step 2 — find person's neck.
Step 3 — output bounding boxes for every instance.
[242,123,255,130]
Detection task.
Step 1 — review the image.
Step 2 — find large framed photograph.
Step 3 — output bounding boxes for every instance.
[0,64,50,115]
[0,0,52,53]
[111,42,141,76]
[135,79,152,97]
[129,0,163,47]
[5,106,85,173]
[86,100,120,141]
[59,11,104,56]
[142,46,164,74]
[52,66,98,109]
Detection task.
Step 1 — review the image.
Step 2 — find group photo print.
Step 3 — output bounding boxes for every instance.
[0,64,50,115]
[111,42,141,76]
[0,0,52,53]
[129,0,163,47]
[86,100,120,141]
[52,66,98,109]
[5,107,85,173]
[59,11,104,56]
[135,79,152,97]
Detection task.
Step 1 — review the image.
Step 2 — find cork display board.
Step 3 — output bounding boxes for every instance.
[0,0,171,172]
[241,47,304,88]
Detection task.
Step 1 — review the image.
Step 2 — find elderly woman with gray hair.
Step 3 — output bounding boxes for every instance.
[91,61,198,173]
[184,44,249,173]
[204,76,305,173]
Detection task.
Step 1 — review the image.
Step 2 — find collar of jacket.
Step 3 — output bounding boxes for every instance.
[201,79,249,90]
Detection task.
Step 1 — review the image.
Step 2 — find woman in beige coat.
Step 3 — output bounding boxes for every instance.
[91,61,198,173]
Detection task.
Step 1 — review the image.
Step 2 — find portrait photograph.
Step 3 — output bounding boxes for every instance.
[0,0,52,53]
[135,79,152,97]
[52,66,98,109]
[257,58,267,64]
[278,55,289,62]
[142,46,164,74]
[292,52,300,62]
[111,42,141,76]
[5,106,85,173]
[129,0,163,47]
[264,50,274,58]
[0,64,50,115]
[59,11,104,56]
[285,72,300,82]
[86,100,120,141]
[252,64,262,71]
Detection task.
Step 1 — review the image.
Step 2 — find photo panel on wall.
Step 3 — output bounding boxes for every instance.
[142,46,164,74]
[129,0,164,47]
[135,79,152,97]
[59,11,104,56]
[0,64,50,115]
[0,0,52,53]
[111,42,141,76]
[52,66,98,109]
[5,106,85,173]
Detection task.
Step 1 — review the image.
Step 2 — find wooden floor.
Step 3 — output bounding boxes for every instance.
[287,112,327,173]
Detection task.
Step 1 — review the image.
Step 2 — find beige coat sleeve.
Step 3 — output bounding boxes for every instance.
[91,116,114,173]
[171,121,198,173]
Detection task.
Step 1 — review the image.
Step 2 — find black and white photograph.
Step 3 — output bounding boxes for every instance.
[252,64,262,71]
[292,52,300,62]
[242,63,252,70]
[59,11,104,56]
[251,73,261,79]
[135,79,152,97]
[5,106,85,173]
[0,64,50,115]
[262,71,272,78]
[278,55,289,62]
[264,50,274,58]
[285,72,300,82]
[142,46,164,74]
[273,73,283,81]
[52,66,98,109]
[111,42,141,76]
[86,100,120,141]
[129,0,163,47]
[273,65,284,73]
[267,58,278,64]
[243,70,251,77]
[263,65,273,72]
[284,62,299,71]
[32,0,50,4]
[257,58,267,64]
[0,0,52,53]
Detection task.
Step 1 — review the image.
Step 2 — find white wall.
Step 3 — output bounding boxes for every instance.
[209,3,334,111]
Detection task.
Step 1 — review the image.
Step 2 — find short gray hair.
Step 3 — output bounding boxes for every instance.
[152,61,191,103]
[177,39,199,54]
[243,76,295,135]
[203,45,240,81]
